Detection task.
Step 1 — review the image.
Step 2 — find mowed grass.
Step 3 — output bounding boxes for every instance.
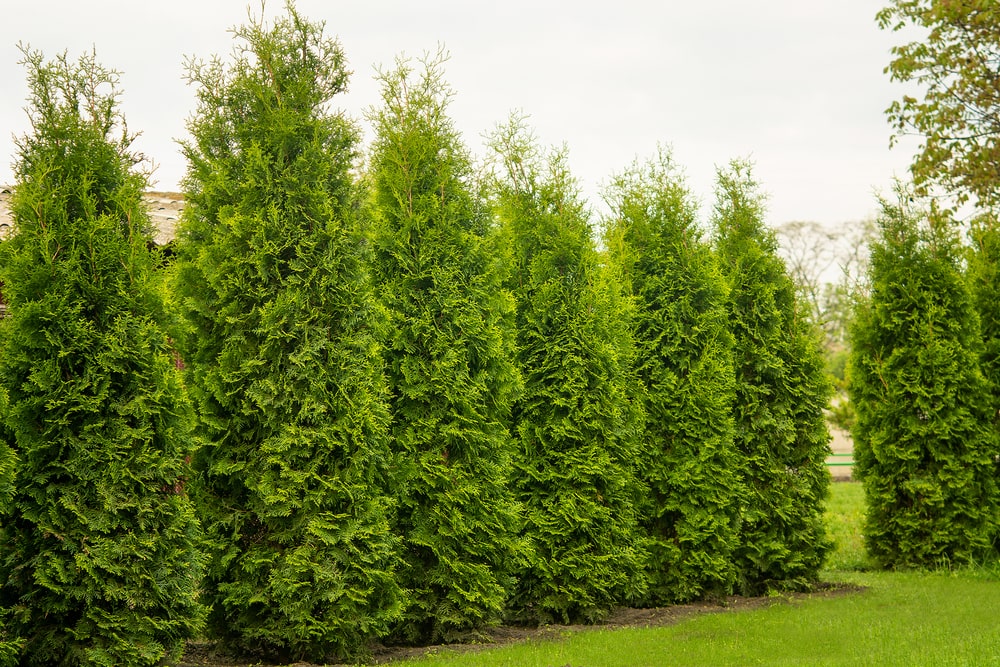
[375,482,1000,667]
[823,479,870,571]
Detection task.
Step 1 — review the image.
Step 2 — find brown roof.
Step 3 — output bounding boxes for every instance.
[0,187,183,245]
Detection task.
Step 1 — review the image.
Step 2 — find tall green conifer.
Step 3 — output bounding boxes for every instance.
[968,215,1000,434]
[849,195,999,567]
[171,4,400,660]
[0,47,204,666]
[489,119,646,623]
[0,388,12,515]
[968,216,1000,488]
[713,161,831,594]
[0,389,19,664]
[604,149,743,604]
[367,55,524,643]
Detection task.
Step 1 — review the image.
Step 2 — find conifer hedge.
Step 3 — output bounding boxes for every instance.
[170,5,401,661]
[968,216,1000,488]
[604,150,743,604]
[0,12,899,656]
[0,47,204,665]
[968,216,1000,436]
[713,162,832,594]
[0,389,18,665]
[849,197,999,567]
[0,389,12,517]
[489,120,647,623]
[367,55,525,643]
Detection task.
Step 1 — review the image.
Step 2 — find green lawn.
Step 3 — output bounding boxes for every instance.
[823,479,870,571]
[383,571,1000,666]
[373,482,1000,666]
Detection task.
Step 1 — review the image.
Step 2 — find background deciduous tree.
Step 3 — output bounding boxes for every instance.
[878,0,1000,212]
[774,220,840,325]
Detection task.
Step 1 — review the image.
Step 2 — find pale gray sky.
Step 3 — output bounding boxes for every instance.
[0,1,916,226]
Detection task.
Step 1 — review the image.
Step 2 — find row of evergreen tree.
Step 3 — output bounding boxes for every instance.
[0,5,832,665]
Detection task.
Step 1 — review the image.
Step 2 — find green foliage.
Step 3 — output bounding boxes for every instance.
[713,161,832,594]
[0,621,19,667]
[967,214,1000,433]
[0,388,16,665]
[0,46,204,665]
[0,628,20,667]
[848,194,1000,568]
[488,118,646,624]
[0,389,13,514]
[603,149,743,604]
[171,3,401,660]
[827,396,856,435]
[367,53,525,643]
[878,1,1000,212]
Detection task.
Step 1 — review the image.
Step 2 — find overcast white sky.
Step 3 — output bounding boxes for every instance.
[0,1,917,227]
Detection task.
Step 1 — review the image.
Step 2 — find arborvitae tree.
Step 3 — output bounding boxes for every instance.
[0,388,12,518]
[0,389,18,665]
[603,149,743,604]
[367,54,524,643]
[849,195,999,567]
[488,119,646,624]
[0,47,204,665]
[712,161,832,594]
[968,215,1000,435]
[171,4,401,661]
[968,216,1000,488]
